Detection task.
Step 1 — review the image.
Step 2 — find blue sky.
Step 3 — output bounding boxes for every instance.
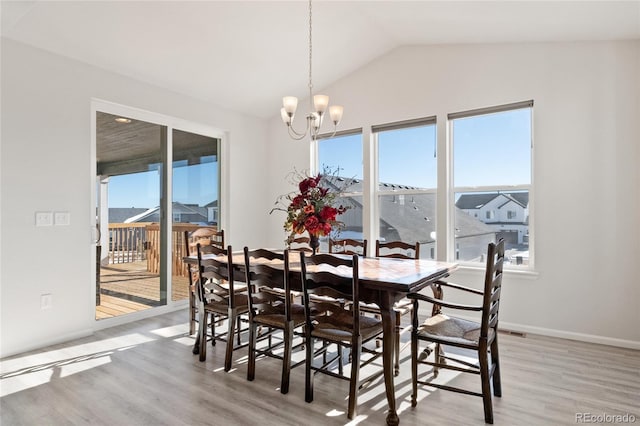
[319,107,531,189]
[108,161,218,208]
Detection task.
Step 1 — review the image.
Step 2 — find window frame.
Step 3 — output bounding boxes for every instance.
[311,101,534,270]
[448,100,534,269]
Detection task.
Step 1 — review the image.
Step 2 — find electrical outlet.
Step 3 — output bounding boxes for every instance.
[35,212,53,227]
[54,212,70,226]
[41,293,53,310]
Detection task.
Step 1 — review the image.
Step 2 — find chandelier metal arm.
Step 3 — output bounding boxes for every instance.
[280,0,343,142]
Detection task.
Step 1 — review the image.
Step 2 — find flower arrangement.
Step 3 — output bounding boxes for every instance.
[271,168,351,246]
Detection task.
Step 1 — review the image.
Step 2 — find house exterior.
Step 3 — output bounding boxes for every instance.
[456,192,529,245]
[122,202,213,225]
[325,178,496,260]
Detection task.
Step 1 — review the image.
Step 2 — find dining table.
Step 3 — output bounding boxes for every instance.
[184,250,456,425]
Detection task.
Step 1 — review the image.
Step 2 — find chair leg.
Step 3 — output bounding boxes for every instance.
[433,343,442,377]
[394,310,401,376]
[411,333,418,407]
[224,310,237,372]
[189,291,196,336]
[490,336,502,397]
[281,321,293,394]
[236,315,242,345]
[347,337,362,420]
[247,321,257,381]
[210,313,216,346]
[305,335,314,403]
[338,344,343,376]
[199,311,208,362]
[478,341,494,424]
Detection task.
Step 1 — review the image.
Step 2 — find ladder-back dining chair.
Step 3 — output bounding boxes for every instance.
[328,238,368,257]
[243,248,306,394]
[185,228,225,335]
[408,239,505,424]
[194,243,249,371]
[299,252,384,419]
[366,239,421,375]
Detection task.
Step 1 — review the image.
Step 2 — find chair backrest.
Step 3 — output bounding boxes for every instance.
[289,236,313,252]
[243,248,293,322]
[480,239,505,339]
[299,252,361,335]
[187,228,224,255]
[197,243,236,307]
[375,240,420,259]
[329,238,368,257]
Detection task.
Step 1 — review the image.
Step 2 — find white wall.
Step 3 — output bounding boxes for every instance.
[0,39,270,357]
[266,41,640,348]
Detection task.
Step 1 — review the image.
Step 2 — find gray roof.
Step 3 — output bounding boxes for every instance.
[109,208,148,224]
[456,192,529,210]
[323,176,494,243]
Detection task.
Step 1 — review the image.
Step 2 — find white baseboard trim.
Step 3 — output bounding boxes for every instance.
[1,328,93,359]
[497,320,640,350]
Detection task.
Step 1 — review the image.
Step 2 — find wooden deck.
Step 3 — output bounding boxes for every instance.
[96,261,189,320]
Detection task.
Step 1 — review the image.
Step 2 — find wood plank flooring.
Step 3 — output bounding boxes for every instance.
[1,310,638,425]
[97,262,189,319]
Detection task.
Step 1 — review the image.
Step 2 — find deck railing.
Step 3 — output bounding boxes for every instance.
[107,223,217,277]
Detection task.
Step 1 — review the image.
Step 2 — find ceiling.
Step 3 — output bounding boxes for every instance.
[2,1,639,119]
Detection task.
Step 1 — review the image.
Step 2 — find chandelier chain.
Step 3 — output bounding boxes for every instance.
[308,0,313,94]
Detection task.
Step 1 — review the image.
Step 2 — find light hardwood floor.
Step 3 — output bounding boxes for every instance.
[1,310,638,425]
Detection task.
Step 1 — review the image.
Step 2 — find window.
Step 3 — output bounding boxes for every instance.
[317,130,363,250]
[311,102,533,269]
[451,101,532,266]
[373,117,437,259]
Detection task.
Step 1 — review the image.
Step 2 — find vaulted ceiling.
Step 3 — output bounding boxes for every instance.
[2,1,639,119]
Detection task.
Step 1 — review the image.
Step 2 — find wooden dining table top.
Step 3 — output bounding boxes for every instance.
[185,250,456,294]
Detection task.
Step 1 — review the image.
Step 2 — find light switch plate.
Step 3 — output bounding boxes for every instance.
[54,212,70,226]
[35,211,53,227]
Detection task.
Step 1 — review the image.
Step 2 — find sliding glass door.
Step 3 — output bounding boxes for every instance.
[171,129,220,302]
[93,104,222,322]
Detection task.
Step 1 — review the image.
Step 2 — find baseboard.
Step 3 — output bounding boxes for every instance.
[497,320,640,350]
[0,328,93,359]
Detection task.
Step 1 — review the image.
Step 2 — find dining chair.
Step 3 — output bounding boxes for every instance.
[289,235,313,252]
[375,239,420,259]
[328,238,368,257]
[243,248,306,394]
[299,252,384,420]
[194,243,249,370]
[185,228,225,335]
[363,239,421,375]
[408,239,505,424]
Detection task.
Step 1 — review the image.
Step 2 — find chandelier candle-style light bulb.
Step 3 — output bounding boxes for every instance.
[280,108,292,125]
[329,105,344,125]
[283,96,298,116]
[313,95,329,113]
[279,0,344,141]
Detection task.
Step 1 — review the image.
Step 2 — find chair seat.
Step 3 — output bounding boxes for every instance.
[311,311,382,342]
[204,280,247,294]
[205,294,250,314]
[416,313,495,347]
[254,303,306,328]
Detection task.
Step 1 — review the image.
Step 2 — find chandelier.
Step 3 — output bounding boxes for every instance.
[280,0,343,141]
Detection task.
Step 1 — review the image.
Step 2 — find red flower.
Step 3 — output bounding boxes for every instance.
[319,205,337,221]
[304,215,320,233]
[303,204,315,214]
[291,194,305,208]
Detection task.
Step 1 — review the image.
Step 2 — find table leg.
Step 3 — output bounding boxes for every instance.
[379,293,400,426]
